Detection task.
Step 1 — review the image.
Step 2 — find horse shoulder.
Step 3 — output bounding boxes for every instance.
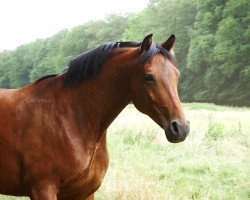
[58,132,109,199]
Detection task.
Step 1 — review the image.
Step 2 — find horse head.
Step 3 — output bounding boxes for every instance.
[131,34,190,143]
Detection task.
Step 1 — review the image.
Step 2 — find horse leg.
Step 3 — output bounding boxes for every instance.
[30,183,58,200]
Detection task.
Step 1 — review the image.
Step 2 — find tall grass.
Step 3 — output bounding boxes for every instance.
[1,103,249,200]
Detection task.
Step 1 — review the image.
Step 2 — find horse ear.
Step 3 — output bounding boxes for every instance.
[141,34,153,53]
[162,34,175,51]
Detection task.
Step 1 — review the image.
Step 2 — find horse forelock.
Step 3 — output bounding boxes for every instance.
[138,43,176,66]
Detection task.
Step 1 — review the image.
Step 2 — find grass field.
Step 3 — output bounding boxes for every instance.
[0,103,249,200]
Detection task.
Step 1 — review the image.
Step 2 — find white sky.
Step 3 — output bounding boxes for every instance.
[0,0,149,51]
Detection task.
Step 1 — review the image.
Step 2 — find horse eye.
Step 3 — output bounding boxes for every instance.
[145,74,156,83]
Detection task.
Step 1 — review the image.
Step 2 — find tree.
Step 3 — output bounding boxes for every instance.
[185,0,227,102]
[9,42,39,87]
[29,30,68,81]
[213,0,250,105]
[0,50,15,88]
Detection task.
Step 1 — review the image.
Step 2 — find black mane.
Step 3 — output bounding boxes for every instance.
[35,74,58,83]
[63,43,116,86]
[61,41,176,87]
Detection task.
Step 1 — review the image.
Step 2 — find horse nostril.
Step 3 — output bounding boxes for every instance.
[170,121,179,136]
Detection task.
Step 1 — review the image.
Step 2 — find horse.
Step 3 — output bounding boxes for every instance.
[0,34,190,199]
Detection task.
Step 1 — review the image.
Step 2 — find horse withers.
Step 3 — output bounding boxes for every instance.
[0,34,189,199]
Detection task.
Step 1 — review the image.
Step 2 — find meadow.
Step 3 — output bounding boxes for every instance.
[1,103,249,200]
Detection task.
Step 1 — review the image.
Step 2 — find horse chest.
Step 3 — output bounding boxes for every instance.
[81,144,109,187]
[60,138,109,198]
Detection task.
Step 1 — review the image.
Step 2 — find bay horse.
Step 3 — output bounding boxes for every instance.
[0,34,190,199]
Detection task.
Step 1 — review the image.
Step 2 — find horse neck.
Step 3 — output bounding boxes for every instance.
[67,49,137,138]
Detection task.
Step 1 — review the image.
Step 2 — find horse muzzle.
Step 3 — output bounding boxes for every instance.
[165,119,190,143]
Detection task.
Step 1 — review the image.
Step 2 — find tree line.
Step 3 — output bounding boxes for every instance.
[0,0,249,106]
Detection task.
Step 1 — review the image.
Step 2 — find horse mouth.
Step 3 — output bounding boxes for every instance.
[165,124,190,143]
[164,119,190,143]
[165,130,187,143]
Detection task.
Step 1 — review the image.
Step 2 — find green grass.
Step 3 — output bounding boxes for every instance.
[1,103,249,200]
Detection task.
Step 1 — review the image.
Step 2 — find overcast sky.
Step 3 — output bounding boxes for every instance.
[0,0,149,51]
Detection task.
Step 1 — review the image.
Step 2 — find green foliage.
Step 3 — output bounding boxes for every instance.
[29,31,69,81]
[213,0,250,105]
[185,0,227,103]
[206,116,225,141]
[9,44,38,87]
[0,0,249,106]
[0,50,15,88]
[0,14,128,87]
